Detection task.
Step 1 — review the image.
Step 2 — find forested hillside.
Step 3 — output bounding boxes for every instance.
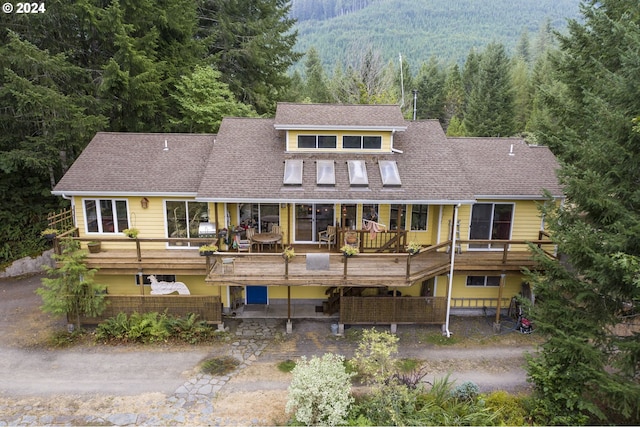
[291,0,581,69]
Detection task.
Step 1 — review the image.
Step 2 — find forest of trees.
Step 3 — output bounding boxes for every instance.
[291,0,580,69]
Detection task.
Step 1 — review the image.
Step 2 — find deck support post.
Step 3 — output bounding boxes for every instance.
[494,273,506,332]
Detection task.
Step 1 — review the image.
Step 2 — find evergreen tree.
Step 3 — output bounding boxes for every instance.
[442,64,465,132]
[38,239,107,330]
[197,0,302,115]
[463,43,516,137]
[303,47,331,103]
[414,57,446,122]
[171,66,256,133]
[510,56,532,133]
[526,0,640,423]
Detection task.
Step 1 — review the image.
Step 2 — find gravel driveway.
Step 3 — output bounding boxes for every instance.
[0,273,538,424]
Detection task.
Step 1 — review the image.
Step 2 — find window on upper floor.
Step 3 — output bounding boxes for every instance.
[411,204,429,231]
[84,199,129,234]
[166,200,209,247]
[343,135,382,149]
[298,135,337,149]
[469,203,514,249]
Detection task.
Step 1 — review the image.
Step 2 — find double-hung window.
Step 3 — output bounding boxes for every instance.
[469,203,514,249]
[84,199,129,234]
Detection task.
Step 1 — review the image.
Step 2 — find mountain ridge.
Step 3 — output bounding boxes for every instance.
[291,0,582,70]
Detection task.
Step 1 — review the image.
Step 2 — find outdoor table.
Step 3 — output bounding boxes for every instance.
[251,232,282,251]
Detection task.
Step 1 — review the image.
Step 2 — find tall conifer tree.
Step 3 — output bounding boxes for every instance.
[526,0,640,423]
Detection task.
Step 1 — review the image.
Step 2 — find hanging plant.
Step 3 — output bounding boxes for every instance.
[123,228,139,238]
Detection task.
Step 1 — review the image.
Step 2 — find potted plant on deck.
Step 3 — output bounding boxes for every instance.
[122,228,139,238]
[87,241,101,253]
[41,228,59,240]
[282,246,295,261]
[406,241,422,255]
[199,244,218,256]
[340,245,359,257]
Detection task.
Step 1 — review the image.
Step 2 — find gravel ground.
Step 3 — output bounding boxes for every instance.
[0,273,540,424]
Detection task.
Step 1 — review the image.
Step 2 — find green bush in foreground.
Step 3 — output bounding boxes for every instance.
[95,311,220,344]
[286,353,354,426]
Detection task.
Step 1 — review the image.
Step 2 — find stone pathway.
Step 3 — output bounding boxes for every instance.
[0,319,280,426]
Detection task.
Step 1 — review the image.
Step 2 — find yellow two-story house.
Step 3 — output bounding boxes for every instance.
[51,103,563,332]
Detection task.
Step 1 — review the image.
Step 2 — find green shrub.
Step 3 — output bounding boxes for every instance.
[452,381,480,402]
[484,390,528,426]
[95,312,217,344]
[286,353,354,426]
[277,359,296,373]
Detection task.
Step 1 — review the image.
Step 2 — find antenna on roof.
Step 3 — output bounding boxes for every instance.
[399,53,405,109]
[163,139,169,151]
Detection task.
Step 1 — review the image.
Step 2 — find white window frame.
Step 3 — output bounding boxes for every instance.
[83,198,130,234]
[468,202,515,251]
[466,276,501,287]
[342,135,382,150]
[297,134,337,149]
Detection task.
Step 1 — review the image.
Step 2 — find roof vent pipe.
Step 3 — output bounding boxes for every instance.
[412,89,418,121]
[163,139,169,151]
[509,144,514,156]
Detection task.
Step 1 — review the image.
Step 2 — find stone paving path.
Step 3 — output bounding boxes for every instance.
[0,319,280,426]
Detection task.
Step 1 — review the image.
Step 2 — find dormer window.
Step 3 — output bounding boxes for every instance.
[343,135,382,149]
[316,160,335,185]
[298,135,337,149]
[283,159,303,185]
[379,160,401,186]
[347,160,368,186]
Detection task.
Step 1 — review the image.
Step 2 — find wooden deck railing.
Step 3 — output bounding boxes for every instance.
[75,295,222,325]
[336,228,408,253]
[340,296,447,324]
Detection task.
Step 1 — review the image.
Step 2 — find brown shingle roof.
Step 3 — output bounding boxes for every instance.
[450,137,563,198]
[196,118,476,203]
[53,105,563,203]
[274,103,407,129]
[53,132,214,194]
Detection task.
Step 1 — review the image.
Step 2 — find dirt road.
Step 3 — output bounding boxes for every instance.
[0,273,538,424]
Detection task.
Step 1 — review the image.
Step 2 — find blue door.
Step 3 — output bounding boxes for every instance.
[246,286,268,304]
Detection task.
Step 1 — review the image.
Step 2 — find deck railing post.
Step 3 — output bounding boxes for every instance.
[502,242,508,264]
[343,255,348,279]
[405,253,411,279]
[135,238,142,262]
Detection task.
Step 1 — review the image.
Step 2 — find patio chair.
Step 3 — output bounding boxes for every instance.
[318,225,336,249]
[270,224,283,251]
[236,228,255,252]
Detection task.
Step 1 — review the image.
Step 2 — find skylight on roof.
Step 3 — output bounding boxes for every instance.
[379,160,401,186]
[347,160,368,186]
[316,160,335,185]
[283,159,303,185]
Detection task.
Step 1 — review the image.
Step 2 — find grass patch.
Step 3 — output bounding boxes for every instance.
[200,356,240,376]
[421,332,461,345]
[47,328,87,348]
[277,359,296,373]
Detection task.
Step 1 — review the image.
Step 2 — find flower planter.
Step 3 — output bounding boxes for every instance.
[87,242,101,253]
[200,251,216,256]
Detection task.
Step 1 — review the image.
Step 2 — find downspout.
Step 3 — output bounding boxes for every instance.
[444,203,460,337]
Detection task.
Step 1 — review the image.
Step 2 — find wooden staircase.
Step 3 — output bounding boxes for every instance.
[324,286,366,314]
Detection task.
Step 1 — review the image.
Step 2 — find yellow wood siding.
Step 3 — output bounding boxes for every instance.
[286,130,393,152]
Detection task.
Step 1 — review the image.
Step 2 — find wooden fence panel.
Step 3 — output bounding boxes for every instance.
[76,295,222,325]
[340,296,447,325]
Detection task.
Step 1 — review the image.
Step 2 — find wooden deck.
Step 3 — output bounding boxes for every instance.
[76,237,553,287]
